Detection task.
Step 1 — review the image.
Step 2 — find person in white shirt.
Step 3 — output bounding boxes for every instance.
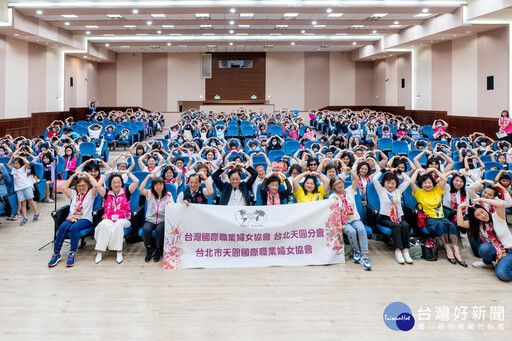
[457,198,512,281]
[7,155,40,225]
[48,172,98,268]
[372,167,413,264]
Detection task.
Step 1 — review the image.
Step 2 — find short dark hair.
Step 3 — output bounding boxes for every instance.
[301,175,319,194]
[107,174,124,190]
[381,172,399,188]
[417,173,436,188]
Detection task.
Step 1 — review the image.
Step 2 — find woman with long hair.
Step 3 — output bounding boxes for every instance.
[457,198,512,281]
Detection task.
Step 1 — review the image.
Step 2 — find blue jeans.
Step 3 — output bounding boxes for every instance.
[426,217,457,237]
[54,219,93,253]
[343,219,369,255]
[478,243,512,282]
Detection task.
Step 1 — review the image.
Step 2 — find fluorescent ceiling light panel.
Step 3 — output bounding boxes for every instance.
[327,13,343,17]
[240,13,254,18]
[62,14,77,18]
[370,13,388,19]
[283,13,298,18]
[162,25,174,28]
[351,25,364,29]
[124,25,136,28]
[276,25,288,29]
[85,25,98,28]
[389,24,402,28]
[151,14,166,18]
[200,24,213,29]
[106,14,123,19]
[314,25,326,28]
[238,24,250,28]
[195,13,209,18]
[414,13,432,17]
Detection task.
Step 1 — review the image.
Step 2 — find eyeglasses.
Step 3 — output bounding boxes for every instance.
[309,163,318,166]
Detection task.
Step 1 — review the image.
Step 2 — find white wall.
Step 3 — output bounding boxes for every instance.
[45,47,62,111]
[452,35,478,116]
[329,52,355,105]
[414,45,432,110]
[116,52,142,107]
[385,56,398,106]
[167,53,204,112]
[266,52,305,111]
[5,37,28,118]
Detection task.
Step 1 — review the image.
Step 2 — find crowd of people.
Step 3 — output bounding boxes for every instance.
[2,106,510,281]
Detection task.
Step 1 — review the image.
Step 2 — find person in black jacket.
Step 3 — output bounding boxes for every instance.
[212,161,258,206]
[259,172,292,206]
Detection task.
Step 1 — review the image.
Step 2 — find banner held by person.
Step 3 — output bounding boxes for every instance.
[162,199,345,269]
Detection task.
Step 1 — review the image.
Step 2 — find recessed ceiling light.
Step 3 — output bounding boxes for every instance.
[441,37,445,39]
[62,14,78,18]
[229,20,235,25]
[311,21,317,25]
[238,24,250,28]
[314,25,326,28]
[394,21,400,25]
[195,13,209,19]
[13,33,19,36]
[240,13,254,18]
[157,30,162,34]
[466,31,472,34]
[370,13,388,19]
[85,25,98,28]
[105,43,109,46]
[372,30,378,34]
[167,42,171,46]
[147,21,152,25]
[85,31,90,35]
[422,8,429,13]
[83,56,87,58]
[276,25,288,29]
[124,25,136,29]
[291,42,295,45]
[301,30,306,33]
[64,22,70,26]
[229,30,234,34]
[283,13,298,18]
[326,8,332,13]
[151,14,166,18]
[132,9,138,14]
[352,42,357,45]
[229,42,233,45]
[230,8,236,13]
[36,10,43,15]
[327,13,343,17]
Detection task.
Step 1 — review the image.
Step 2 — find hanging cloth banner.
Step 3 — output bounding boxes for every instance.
[162,199,345,269]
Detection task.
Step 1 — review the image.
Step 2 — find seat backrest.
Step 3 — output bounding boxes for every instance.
[79,142,96,156]
[366,182,380,212]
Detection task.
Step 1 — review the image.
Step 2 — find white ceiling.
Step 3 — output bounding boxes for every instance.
[9,0,467,53]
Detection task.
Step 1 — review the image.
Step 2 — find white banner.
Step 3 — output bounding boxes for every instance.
[162,199,345,269]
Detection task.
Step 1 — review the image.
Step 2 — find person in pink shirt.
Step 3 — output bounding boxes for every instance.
[498,110,512,143]
[93,170,139,264]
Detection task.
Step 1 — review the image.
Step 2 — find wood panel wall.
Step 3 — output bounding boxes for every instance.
[205,52,266,101]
